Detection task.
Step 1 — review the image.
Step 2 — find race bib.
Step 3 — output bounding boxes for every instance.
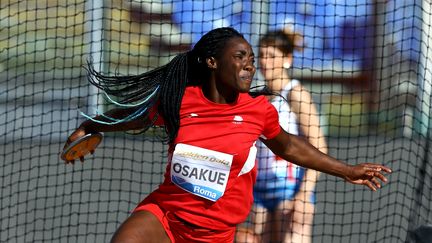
[171,143,233,201]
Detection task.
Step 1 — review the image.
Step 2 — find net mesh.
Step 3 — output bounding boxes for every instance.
[1,0,431,242]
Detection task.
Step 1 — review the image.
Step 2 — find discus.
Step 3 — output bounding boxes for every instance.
[61,133,103,162]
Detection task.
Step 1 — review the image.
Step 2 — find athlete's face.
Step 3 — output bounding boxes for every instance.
[259,45,292,91]
[214,37,256,93]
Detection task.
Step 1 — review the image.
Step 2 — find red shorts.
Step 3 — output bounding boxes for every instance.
[134,203,236,243]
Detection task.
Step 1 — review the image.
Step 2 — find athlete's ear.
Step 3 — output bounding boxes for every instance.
[206,57,217,69]
[283,54,293,69]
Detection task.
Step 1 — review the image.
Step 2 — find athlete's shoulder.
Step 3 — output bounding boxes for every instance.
[184,85,201,96]
[241,92,269,103]
[246,94,273,110]
[182,85,203,103]
[238,93,274,116]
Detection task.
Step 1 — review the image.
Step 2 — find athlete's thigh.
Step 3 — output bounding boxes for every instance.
[274,199,296,242]
[251,204,268,234]
[111,210,171,243]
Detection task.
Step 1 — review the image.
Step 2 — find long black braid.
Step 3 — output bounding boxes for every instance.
[85,27,249,143]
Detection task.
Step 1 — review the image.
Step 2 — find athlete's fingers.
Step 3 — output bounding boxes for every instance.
[363,165,381,173]
[90,149,95,155]
[79,156,84,163]
[380,165,392,173]
[364,163,392,173]
[364,180,377,191]
[363,166,389,181]
[365,170,374,177]
[373,171,388,183]
[370,177,382,189]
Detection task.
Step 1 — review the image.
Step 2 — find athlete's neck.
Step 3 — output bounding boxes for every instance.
[201,82,238,104]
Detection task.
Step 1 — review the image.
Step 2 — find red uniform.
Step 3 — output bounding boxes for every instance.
[135,85,280,241]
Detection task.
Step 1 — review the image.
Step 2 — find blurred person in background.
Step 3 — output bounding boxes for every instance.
[251,27,328,243]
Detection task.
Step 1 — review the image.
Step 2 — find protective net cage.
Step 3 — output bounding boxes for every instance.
[1,0,431,242]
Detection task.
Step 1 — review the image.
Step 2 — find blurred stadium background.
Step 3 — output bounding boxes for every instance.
[1,0,431,242]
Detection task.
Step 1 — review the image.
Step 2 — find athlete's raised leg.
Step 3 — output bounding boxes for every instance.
[111,210,171,243]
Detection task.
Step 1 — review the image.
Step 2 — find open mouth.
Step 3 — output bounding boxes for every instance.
[240,73,252,83]
[239,68,254,84]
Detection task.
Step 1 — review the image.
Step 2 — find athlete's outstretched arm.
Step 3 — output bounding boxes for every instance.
[63,106,155,163]
[261,128,392,191]
[79,107,152,133]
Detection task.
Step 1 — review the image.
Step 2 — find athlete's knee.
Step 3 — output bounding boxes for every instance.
[111,228,145,243]
[294,204,315,224]
[111,211,170,243]
[111,227,170,243]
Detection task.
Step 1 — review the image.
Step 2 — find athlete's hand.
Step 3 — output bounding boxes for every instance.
[344,163,392,191]
[62,127,88,164]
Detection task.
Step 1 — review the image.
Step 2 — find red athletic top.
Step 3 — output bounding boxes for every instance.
[140,85,280,229]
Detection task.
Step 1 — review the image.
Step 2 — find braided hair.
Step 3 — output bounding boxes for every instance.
[85,27,246,143]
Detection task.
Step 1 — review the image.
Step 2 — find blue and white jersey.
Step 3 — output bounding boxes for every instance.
[254,80,305,203]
